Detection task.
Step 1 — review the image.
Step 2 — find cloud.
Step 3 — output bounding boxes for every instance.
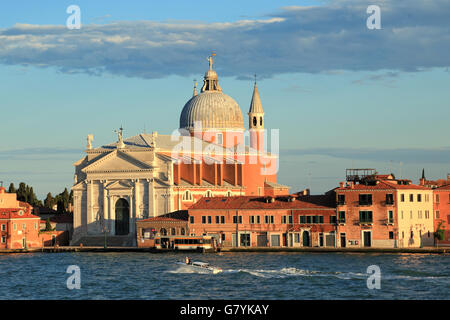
[280,147,450,164]
[0,0,449,79]
[352,71,399,86]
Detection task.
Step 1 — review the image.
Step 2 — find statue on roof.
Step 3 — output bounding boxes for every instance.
[206,53,216,70]
[115,126,125,149]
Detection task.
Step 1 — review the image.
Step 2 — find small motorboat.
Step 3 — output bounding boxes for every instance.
[177,261,223,274]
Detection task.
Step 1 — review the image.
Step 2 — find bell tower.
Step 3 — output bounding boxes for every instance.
[248,77,265,152]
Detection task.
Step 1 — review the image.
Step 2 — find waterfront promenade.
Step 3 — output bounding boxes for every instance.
[1,246,448,254]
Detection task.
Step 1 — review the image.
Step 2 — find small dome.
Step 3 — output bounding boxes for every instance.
[180,91,244,130]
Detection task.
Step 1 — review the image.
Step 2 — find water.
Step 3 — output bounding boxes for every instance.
[0,252,448,299]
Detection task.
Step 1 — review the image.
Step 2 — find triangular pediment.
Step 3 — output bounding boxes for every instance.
[82,150,152,173]
[105,180,134,190]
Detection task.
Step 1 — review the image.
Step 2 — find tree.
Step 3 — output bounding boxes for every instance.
[44,193,55,209]
[44,218,53,231]
[8,183,16,193]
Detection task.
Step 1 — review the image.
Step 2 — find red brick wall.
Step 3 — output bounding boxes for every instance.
[335,189,397,247]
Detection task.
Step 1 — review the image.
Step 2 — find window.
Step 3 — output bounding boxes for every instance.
[215,216,220,224]
[226,191,232,197]
[205,190,213,197]
[294,233,300,243]
[359,194,372,206]
[1,236,5,243]
[299,216,306,224]
[417,194,422,202]
[202,216,206,224]
[233,216,242,224]
[221,216,225,224]
[359,211,373,223]
[217,133,223,144]
[221,234,226,241]
[306,216,312,224]
[160,228,167,236]
[288,215,293,224]
[337,194,345,205]
[190,216,194,224]
[180,228,185,235]
[389,231,394,239]
[23,224,26,230]
[312,216,319,224]
[182,190,193,201]
[401,194,405,202]
[401,211,404,219]
[388,211,394,224]
[338,211,346,223]
[319,216,324,224]
[410,211,413,219]
[171,228,176,236]
[436,194,440,203]
[409,194,414,202]
[13,224,17,231]
[250,216,255,224]
[1,224,5,231]
[207,216,212,224]
[264,216,274,224]
[281,216,286,224]
[256,216,260,224]
[436,211,440,219]
[330,216,337,224]
[386,194,394,205]
[253,117,257,126]
[418,210,422,219]
[410,231,414,239]
[260,117,263,126]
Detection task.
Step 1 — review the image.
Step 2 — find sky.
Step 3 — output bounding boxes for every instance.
[0,0,449,199]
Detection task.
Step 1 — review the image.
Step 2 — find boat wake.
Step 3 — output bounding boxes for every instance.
[167,265,450,282]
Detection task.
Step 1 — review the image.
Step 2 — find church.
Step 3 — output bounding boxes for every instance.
[71,56,289,246]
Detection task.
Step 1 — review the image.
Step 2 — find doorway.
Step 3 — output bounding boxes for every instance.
[363,231,372,247]
[115,198,130,235]
[340,233,346,248]
[302,231,310,247]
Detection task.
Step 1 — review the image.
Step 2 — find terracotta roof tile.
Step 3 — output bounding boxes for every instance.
[189,194,336,210]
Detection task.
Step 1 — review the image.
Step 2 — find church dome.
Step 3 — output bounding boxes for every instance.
[179,54,244,131]
[180,91,244,130]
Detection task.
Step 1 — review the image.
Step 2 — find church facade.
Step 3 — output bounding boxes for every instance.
[71,56,289,246]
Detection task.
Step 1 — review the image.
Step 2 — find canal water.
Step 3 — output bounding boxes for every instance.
[0,252,448,299]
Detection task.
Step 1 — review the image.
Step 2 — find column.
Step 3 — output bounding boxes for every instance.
[86,180,93,234]
[109,195,115,235]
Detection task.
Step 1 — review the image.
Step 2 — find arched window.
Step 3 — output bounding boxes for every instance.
[182,190,192,201]
[181,228,185,235]
[171,228,176,236]
[260,117,263,126]
[205,190,213,197]
[226,191,232,197]
[253,117,257,126]
[160,228,167,236]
